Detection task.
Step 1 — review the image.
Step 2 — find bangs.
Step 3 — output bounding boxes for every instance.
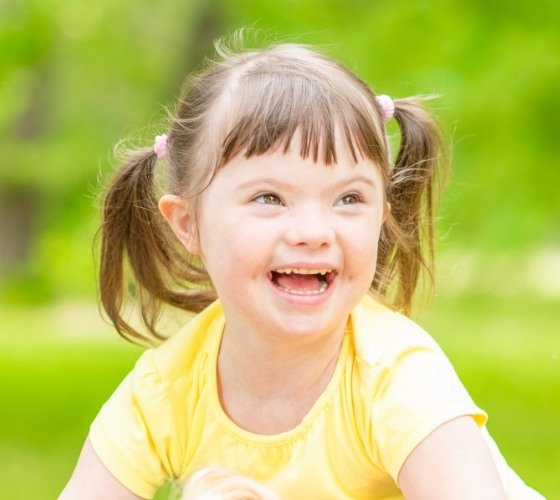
[217,65,388,168]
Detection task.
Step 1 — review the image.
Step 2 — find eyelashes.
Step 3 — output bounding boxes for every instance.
[253,193,283,205]
[336,193,362,206]
[253,192,364,207]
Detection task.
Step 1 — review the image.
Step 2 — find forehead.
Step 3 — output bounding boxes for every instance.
[216,129,385,190]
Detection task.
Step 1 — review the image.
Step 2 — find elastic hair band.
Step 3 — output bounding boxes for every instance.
[375,94,395,123]
[153,134,168,159]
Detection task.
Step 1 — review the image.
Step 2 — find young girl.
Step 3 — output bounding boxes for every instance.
[61,38,544,499]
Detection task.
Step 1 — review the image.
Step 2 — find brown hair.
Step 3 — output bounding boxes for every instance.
[99,36,446,344]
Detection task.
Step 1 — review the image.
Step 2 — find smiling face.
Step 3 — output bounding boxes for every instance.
[183,132,386,346]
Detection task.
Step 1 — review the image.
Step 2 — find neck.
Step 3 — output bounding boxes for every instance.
[218,319,347,400]
[215,317,349,434]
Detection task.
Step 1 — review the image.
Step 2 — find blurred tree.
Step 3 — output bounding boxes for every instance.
[0,0,558,302]
[0,1,56,274]
[0,0,226,300]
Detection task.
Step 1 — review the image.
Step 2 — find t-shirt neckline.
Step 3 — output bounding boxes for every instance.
[206,314,351,446]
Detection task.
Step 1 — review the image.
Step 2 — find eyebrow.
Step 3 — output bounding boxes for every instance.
[235,178,293,191]
[336,175,377,189]
[235,175,377,191]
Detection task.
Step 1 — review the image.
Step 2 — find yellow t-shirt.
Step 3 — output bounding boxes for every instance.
[89,295,543,499]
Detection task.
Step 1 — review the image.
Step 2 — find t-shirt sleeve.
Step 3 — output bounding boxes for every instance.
[370,343,488,482]
[89,349,176,499]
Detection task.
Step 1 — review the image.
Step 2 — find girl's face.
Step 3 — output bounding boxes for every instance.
[192,133,387,345]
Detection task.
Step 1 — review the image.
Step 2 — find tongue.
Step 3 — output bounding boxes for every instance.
[275,273,322,291]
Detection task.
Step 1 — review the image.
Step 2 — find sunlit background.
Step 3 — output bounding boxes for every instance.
[1,1,558,498]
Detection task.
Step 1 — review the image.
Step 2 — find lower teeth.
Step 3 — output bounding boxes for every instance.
[277,281,328,295]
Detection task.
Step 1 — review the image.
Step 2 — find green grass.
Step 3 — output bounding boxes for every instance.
[0,294,557,498]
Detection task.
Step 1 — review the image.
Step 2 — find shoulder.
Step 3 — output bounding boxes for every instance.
[350,293,441,368]
[348,293,459,421]
[348,294,487,479]
[88,301,225,497]
[349,294,478,413]
[99,300,224,421]
[147,300,224,383]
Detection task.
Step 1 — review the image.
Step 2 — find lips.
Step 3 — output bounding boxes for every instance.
[269,267,337,295]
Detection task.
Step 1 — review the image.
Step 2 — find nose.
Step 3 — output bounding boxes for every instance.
[284,205,336,249]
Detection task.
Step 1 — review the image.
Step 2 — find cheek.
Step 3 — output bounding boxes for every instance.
[359,239,381,270]
[346,223,382,271]
[198,220,268,276]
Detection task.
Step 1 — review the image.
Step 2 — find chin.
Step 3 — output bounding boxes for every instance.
[268,312,344,342]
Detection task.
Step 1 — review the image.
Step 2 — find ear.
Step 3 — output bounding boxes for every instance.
[158,194,200,255]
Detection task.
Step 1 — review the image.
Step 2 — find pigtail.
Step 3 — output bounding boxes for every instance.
[99,147,214,345]
[375,97,447,315]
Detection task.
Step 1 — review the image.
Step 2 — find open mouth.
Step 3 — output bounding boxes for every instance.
[269,267,337,296]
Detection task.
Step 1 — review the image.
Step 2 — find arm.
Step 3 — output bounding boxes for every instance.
[59,437,142,500]
[398,416,506,500]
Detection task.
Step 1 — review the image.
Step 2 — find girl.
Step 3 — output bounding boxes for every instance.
[61,37,544,499]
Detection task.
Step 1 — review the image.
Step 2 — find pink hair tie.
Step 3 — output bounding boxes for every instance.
[153,134,168,159]
[375,94,395,123]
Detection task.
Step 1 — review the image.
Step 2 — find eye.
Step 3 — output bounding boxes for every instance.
[254,193,283,206]
[336,193,361,206]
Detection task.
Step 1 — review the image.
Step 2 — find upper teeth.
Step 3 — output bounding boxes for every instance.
[275,268,331,275]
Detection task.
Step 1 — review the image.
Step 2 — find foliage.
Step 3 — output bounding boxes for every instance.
[1,0,559,301]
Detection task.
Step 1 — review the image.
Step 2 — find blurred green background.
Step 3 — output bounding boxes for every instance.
[1,0,558,498]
